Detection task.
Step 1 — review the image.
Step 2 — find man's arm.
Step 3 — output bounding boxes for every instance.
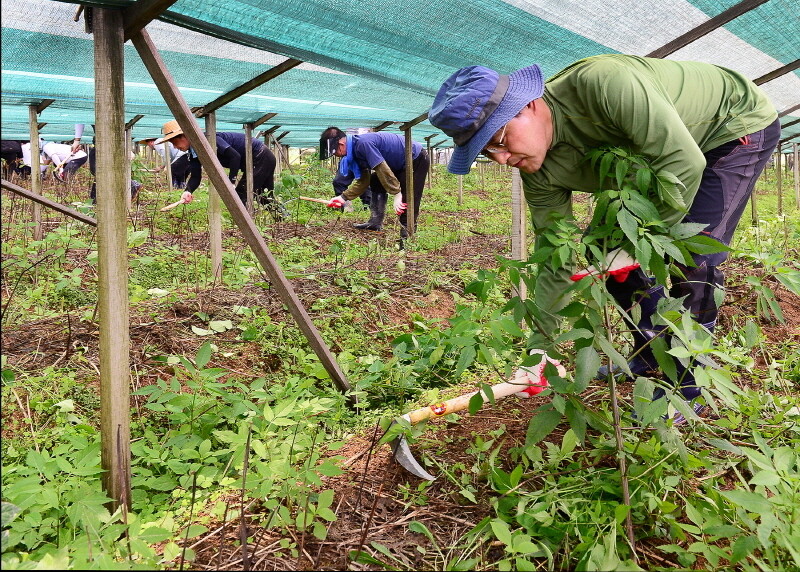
[341,172,371,200]
[71,124,85,153]
[523,176,575,352]
[371,161,402,195]
[184,159,202,193]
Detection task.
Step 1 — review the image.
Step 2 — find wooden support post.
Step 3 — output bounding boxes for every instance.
[777,150,783,216]
[164,141,173,191]
[28,106,43,241]
[131,28,353,401]
[426,138,432,189]
[205,113,223,282]
[94,7,131,511]
[511,168,527,300]
[124,128,132,209]
[794,143,799,209]
[244,123,254,217]
[404,128,415,237]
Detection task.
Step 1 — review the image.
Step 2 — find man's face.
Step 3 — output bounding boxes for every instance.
[481,100,552,174]
[170,134,190,151]
[333,137,347,157]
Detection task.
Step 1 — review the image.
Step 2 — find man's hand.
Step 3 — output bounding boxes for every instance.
[393,193,407,215]
[160,191,194,212]
[513,349,566,398]
[327,196,345,209]
[71,140,81,153]
[570,248,640,283]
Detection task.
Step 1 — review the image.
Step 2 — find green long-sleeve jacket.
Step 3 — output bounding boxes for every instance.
[521,54,776,350]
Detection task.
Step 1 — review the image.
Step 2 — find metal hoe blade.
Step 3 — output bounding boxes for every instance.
[390,433,436,481]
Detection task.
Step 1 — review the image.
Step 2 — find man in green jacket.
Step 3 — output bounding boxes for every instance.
[429,55,779,421]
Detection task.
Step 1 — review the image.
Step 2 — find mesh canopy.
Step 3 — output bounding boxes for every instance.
[1,0,798,147]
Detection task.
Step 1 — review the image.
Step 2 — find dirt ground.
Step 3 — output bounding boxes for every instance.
[2,213,799,570]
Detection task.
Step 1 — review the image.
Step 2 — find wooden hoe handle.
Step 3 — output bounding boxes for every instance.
[160,199,185,212]
[404,381,524,425]
[298,195,331,204]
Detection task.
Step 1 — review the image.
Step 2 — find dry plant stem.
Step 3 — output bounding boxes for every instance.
[603,305,638,562]
[297,427,321,569]
[239,423,253,571]
[352,481,384,568]
[179,471,199,572]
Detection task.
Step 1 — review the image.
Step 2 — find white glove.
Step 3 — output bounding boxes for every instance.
[327,196,345,209]
[513,350,566,398]
[393,193,407,215]
[181,190,194,204]
[570,248,640,283]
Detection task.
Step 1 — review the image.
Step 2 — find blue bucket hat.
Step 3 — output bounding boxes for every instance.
[428,64,544,175]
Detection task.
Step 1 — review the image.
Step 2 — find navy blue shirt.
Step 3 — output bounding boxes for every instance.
[351,132,421,174]
[185,132,265,193]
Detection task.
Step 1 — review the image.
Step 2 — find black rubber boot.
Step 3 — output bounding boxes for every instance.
[353,191,386,231]
[670,264,724,400]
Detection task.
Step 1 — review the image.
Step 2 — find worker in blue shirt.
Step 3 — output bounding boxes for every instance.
[319,127,428,237]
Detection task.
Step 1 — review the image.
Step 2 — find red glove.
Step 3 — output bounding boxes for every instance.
[327,196,345,209]
[570,248,640,283]
[513,350,565,398]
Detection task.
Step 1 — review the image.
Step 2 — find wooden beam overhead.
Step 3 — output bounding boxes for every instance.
[195,58,302,117]
[36,99,55,114]
[399,112,429,131]
[37,122,47,130]
[781,118,800,129]
[779,104,800,118]
[264,125,281,134]
[780,133,800,144]
[249,112,278,130]
[123,0,179,42]
[276,131,289,142]
[125,114,145,130]
[646,0,768,59]
[754,59,800,85]
[372,121,394,131]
